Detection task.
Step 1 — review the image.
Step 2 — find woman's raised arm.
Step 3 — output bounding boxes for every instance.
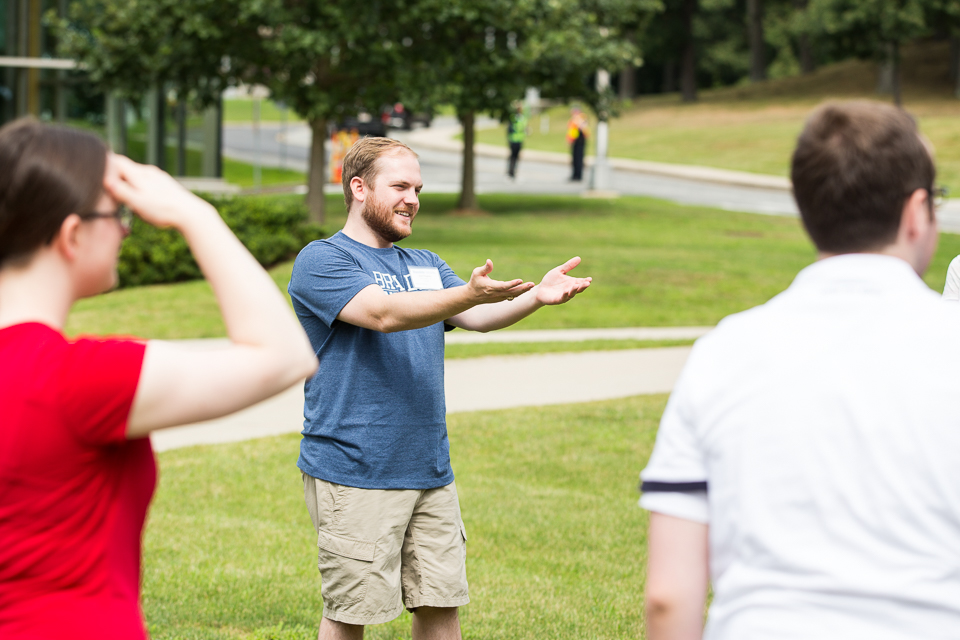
[105,154,317,437]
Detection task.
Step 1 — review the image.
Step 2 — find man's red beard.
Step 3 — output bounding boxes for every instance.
[361,191,415,244]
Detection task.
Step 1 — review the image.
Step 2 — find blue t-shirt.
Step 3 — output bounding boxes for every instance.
[288,231,467,490]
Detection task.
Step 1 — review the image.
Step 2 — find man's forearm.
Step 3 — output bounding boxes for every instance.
[446,286,544,332]
[339,284,481,333]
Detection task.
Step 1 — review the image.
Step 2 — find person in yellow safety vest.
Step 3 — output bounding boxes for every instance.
[566,108,590,182]
[506,102,529,180]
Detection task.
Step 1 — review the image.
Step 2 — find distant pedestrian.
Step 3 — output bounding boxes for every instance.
[506,102,528,179]
[566,108,589,181]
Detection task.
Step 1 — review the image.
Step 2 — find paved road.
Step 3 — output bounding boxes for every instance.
[223,118,960,229]
[223,118,799,217]
[224,117,960,233]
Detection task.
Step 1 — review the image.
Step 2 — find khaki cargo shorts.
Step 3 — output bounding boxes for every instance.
[303,474,470,625]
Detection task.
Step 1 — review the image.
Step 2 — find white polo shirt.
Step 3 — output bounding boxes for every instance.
[641,254,960,640]
[942,255,960,300]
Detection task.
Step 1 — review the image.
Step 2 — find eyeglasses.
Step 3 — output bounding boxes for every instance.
[80,204,133,233]
[928,186,949,211]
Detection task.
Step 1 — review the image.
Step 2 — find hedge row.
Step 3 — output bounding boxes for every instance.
[118,196,324,288]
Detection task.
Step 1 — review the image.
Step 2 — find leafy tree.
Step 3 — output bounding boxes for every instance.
[808,0,929,106]
[925,0,960,96]
[413,0,654,210]
[231,1,419,223]
[56,0,422,224]
[53,0,242,107]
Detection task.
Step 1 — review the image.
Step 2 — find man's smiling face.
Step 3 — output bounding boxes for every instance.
[361,150,422,245]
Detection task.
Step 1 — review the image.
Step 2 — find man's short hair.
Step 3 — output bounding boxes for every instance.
[341,137,418,210]
[791,101,935,254]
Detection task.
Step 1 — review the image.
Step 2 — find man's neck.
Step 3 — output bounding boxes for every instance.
[341,212,393,249]
[817,244,926,277]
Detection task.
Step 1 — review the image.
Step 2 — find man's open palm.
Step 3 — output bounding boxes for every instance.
[535,257,592,305]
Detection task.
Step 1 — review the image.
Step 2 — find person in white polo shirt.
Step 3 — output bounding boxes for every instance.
[639,100,959,640]
[942,254,960,300]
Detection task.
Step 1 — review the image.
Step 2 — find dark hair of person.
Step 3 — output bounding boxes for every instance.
[341,136,418,210]
[791,101,935,254]
[0,118,108,267]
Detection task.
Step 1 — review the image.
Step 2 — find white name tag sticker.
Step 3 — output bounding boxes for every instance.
[408,266,444,291]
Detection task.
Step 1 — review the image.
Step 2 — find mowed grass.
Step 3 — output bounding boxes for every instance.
[143,394,664,640]
[222,157,306,190]
[476,41,960,193]
[223,99,305,124]
[65,193,960,340]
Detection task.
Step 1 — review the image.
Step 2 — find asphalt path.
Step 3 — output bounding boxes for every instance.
[151,344,693,452]
[222,116,960,229]
[223,117,799,217]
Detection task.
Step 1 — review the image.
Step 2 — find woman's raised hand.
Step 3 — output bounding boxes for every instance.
[103,153,216,229]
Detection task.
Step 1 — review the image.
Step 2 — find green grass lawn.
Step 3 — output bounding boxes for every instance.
[65,193,960,340]
[222,157,306,189]
[476,42,960,193]
[223,99,305,124]
[143,394,662,640]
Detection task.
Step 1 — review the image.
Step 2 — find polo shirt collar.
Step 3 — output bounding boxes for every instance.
[790,253,928,294]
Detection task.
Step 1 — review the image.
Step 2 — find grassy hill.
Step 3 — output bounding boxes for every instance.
[477,40,960,193]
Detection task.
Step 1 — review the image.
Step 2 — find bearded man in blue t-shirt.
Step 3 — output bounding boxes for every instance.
[288,136,591,640]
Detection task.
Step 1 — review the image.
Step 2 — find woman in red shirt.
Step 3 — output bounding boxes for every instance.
[0,119,318,639]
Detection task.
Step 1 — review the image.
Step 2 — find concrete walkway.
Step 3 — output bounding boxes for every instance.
[150,328,704,452]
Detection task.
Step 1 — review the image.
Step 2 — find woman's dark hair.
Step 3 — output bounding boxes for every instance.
[791,101,935,254]
[0,118,108,267]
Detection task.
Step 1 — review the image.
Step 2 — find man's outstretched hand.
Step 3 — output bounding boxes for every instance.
[535,256,592,305]
[468,259,536,303]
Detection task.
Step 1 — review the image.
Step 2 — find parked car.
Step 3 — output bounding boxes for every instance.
[332,111,386,137]
[383,103,433,131]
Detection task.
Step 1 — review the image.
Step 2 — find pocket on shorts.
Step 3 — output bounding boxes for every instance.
[317,530,376,605]
[318,530,376,561]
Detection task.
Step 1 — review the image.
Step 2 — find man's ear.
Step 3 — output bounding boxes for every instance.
[899,188,932,242]
[52,214,83,262]
[350,176,367,205]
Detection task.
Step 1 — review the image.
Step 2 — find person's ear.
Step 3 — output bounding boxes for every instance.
[52,214,84,262]
[898,188,930,241]
[350,176,366,205]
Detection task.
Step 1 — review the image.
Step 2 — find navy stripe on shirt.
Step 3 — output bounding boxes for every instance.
[640,480,709,493]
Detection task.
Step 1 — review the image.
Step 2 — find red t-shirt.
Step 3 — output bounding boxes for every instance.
[0,323,153,640]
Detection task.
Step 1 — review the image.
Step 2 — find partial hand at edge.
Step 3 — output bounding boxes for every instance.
[534,256,592,306]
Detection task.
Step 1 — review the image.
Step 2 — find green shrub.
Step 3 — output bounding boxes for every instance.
[118,195,324,288]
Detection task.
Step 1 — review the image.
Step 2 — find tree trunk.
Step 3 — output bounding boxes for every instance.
[747,0,766,82]
[663,59,677,93]
[793,0,815,74]
[891,42,902,108]
[798,32,815,74]
[951,36,960,99]
[877,42,895,96]
[680,0,698,102]
[307,117,327,224]
[619,66,636,100]
[457,111,479,211]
